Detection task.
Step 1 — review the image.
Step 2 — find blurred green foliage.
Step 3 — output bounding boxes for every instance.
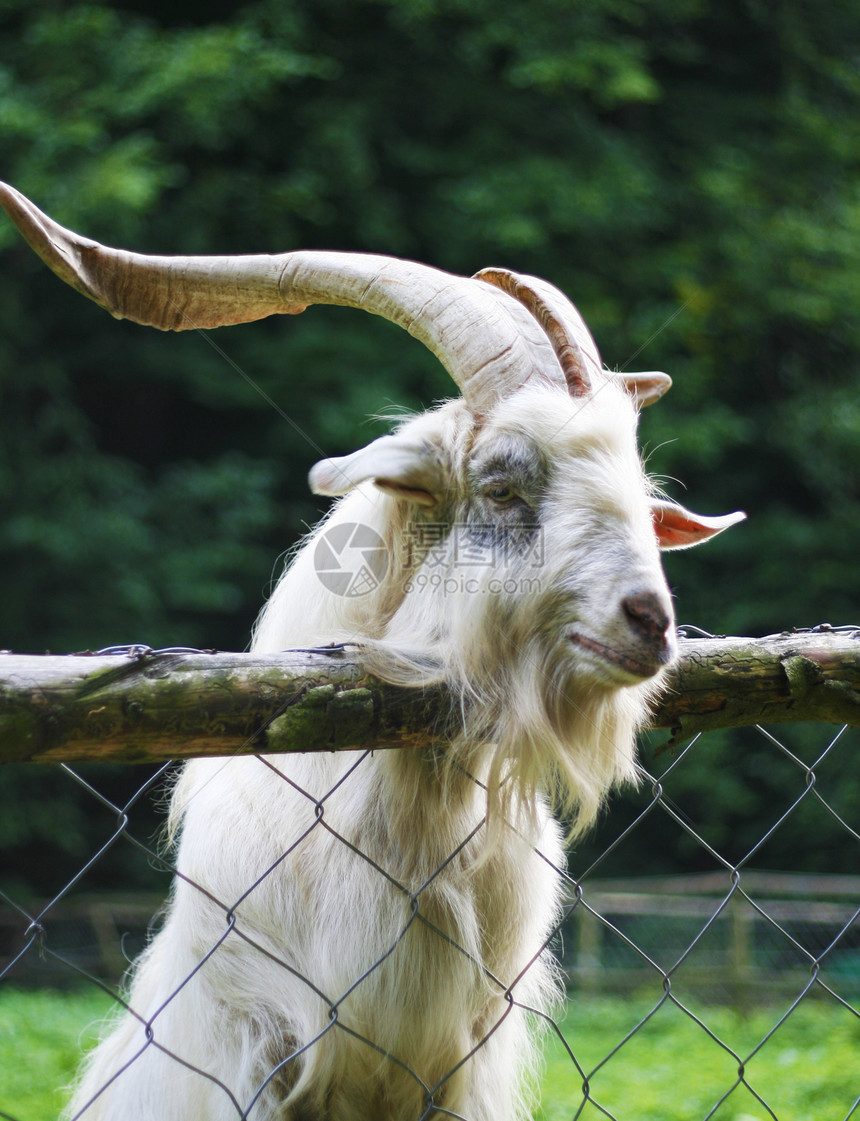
[0,0,857,888]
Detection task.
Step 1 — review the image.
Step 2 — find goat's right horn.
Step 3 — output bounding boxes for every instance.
[0,181,557,415]
[475,267,599,397]
[476,268,676,408]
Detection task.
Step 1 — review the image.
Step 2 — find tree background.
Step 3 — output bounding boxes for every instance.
[0,0,857,894]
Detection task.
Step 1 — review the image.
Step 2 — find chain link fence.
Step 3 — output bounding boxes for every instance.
[1,644,858,1121]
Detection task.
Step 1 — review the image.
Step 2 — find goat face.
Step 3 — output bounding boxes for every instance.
[310,376,728,695]
[305,374,742,832]
[464,382,674,688]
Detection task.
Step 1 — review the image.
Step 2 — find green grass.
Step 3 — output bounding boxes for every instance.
[537,994,860,1121]
[1,988,858,1120]
[0,988,111,1121]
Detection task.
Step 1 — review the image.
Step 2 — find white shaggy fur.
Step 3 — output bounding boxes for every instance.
[65,379,689,1121]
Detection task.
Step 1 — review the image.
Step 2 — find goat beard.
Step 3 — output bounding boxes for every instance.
[360,632,665,846]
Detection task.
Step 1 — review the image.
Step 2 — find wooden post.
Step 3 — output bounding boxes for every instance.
[729,899,754,1012]
[575,910,603,993]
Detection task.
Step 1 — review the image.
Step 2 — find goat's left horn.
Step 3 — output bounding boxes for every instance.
[0,181,307,326]
[0,181,556,414]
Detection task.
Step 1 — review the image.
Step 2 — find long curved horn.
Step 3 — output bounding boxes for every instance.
[474,267,595,397]
[0,181,555,413]
[474,267,674,409]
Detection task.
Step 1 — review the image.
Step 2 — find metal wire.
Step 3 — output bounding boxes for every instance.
[1,634,858,1121]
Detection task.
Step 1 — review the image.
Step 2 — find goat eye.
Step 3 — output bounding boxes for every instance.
[486,484,517,503]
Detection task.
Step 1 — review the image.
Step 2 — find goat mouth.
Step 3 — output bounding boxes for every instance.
[569,632,671,680]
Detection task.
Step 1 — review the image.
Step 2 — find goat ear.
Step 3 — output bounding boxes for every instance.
[652,500,746,549]
[621,372,672,408]
[309,435,445,506]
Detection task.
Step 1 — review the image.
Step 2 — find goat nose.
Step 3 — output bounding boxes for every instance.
[622,591,672,644]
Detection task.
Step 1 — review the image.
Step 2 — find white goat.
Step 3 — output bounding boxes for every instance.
[1,183,743,1121]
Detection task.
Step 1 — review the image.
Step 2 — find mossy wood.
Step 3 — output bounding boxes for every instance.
[0,630,857,764]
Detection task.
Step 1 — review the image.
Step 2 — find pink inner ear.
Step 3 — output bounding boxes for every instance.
[652,501,746,550]
[374,478,438,506]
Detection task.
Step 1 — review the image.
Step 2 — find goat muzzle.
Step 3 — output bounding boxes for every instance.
[569,588,676,681]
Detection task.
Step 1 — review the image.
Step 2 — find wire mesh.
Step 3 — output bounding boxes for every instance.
[1,648,858,1121]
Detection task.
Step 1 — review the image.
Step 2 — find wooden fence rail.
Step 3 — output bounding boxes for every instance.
[1,628,858,765]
